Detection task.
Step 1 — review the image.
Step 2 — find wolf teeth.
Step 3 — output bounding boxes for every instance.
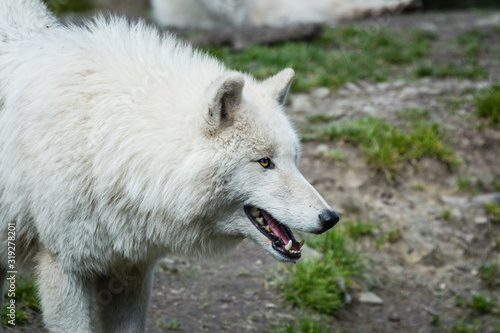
[263,226,271,233]
[255,217,264,225]
[285,240,292,251]
[250,207,260,218]
[299,239,305,249]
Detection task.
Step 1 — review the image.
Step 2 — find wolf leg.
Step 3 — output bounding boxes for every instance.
[94,263,155,333]
[36,248,92,333]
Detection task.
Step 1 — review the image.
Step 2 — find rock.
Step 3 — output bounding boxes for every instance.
[451,208,463,221]
[388,311,400,322]
[417,22,438,32]
[290,94,313,112]
[440,195,469,206]
[316,144,329,157]
[345,82,361,92]
[475,14,500,27]
[463,233,475,244]
[358,291,384,304]
[311,87,330,99]
[472,193,500,205]
[474,216,488,225]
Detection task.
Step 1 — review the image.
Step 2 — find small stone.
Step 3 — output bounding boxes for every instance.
[290,94,313,112]
[440,196,469,206]
[388,311,400,322]
[265,303,276,308]
[358,292,384,304]
[311,87,330,99]
[316,144,329,157]
[474,216,488,225]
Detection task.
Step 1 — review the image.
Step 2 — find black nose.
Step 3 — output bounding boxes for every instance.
[319,210,340,231]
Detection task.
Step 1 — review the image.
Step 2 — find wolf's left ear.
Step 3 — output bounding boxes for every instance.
[205,73,245,131]
[263,68,295,106]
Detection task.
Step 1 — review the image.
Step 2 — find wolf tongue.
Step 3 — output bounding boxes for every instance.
[260,210,290,244]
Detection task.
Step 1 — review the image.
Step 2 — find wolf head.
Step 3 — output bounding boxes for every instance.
[202,68,339,262]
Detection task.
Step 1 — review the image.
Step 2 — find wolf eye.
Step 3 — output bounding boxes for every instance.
[258,158,274,169]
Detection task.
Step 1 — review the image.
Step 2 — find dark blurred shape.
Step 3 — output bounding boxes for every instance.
[42,0,94,14]
[422,0,500,10]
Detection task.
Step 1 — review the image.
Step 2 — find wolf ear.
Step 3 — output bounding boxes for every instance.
[263,68,294,106]
[205,73,245,131]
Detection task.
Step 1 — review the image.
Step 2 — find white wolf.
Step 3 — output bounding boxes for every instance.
[0,0,339,332]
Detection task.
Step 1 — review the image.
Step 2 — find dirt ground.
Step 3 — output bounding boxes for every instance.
[6,7,500,333]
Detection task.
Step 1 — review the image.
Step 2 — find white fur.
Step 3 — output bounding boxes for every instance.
[0,1,334,332]
[151,0,415,28]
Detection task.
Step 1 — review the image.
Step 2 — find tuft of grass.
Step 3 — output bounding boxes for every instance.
[281,229,363,316]
[399,108,429,122]
[483,202,500,224]
[457,176,475,193]
[386,227,402,243]
[475,85,500,127]
[456,30,483,57]
[441,209,452,220]
[478,262,500,288]
[471,294,496,314]
[451,317,482,333]
[345,221,375,239]
[411,183,426,191]
[311,117,458,181]
[1,276,40,326]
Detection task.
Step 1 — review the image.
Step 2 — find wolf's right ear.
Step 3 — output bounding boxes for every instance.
[262,68,294,106]
[205,73,245,132]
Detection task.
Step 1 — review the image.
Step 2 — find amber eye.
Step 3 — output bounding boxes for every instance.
[258,158,273,169]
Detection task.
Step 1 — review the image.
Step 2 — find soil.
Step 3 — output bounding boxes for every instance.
[6,8,500,333]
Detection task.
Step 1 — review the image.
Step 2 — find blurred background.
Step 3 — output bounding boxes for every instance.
[5,1,500,332]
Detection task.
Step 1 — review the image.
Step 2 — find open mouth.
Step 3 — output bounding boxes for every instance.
[244,205,304,260]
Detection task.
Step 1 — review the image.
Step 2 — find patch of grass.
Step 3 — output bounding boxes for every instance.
[492,175,500,192]
[411,183,426,191]
[310,117,458,181]
[471,294,496,314]
[475,85,500,127]
[456,30,483,57]
[345,221,375,239]
[451,317,482,333]
[457,176,475,193]
[323,149,345,162]
[431,314,440,326]
[282,229,363,316]
[478,262,500,288]
[414,62,488,79]
[43,0,93,14]
[441,209,452,220]
[399,108,430,122]
[386,227,402,243]
[2,275,39,327]
[204,26,431,92]
[273,317,331,333]
[483,202,500,224]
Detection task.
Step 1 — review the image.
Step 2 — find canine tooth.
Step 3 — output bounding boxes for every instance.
[299,239,305,249]
[255,217,264,225]
[250,207,260,217]
[285,240,292,251]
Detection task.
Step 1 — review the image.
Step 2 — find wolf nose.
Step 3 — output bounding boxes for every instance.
[319,210,340,231]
